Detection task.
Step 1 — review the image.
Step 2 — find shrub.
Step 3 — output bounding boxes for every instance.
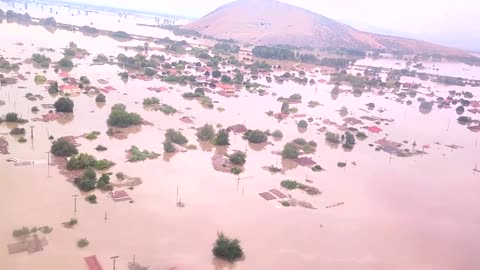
[86,194,97,204]
[297,120,308,129]
[282,143,299,159]
[77,238,89,248]
[54,97,74,112]
[325,132,341,144]
[10,127,26,135]
[5,112,18,122]
[337,162,347,168]
[165,129,188,145]
[18,137,27,143]
[31,106,39,112]
[244,129,268,144]
[95,94,106,103]
[163,140,176,153]
[196,124,215,141]
[51,139,78,157]
[272,130,283,139]
[212,232,244,262]
[229,151,246,165]
[214,129,230,146]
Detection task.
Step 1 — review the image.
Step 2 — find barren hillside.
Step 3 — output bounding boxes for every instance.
[185,0,468,57]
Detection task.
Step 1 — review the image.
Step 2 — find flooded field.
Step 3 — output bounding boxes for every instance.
[1,4,480,270]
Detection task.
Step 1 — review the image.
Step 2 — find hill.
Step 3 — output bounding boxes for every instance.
[184,0,469,57]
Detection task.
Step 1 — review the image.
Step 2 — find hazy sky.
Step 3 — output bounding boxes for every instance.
[64,0,480,50]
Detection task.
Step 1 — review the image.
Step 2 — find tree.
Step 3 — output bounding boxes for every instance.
[229,151,246,165]
[144,67,157,76]
[272,130,283,139]
[67,153,97,170]
[74,167,97,192]
[212,232,244,262]
[343,131,356,149]
[143,97,160,105]
[165,129,188,145]
[54,97,74,112]
[297,120,308,129]
[58,58,73,68]
[163,140,176,153]
[282,143,299,159]
[325,132,341,144]
[111,103,126,111]
[281,102,289,114]
[5,112,18,122]
[95,93,106,103]
[221,75,232,83]
[212,70,221,78]
[107,109,141,127]
[233,72,244,84]
[51,139,78,157]
[244,130,268,144]
[214,129,230,146]
[196,124,215,141]
[48,81,59,94]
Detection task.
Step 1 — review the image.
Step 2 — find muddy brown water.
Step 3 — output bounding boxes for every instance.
[1,6,480,270]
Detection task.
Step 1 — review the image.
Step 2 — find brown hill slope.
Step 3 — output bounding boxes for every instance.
[185,0,468,56]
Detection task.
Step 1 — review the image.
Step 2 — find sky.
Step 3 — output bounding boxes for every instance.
[62,0,480,50]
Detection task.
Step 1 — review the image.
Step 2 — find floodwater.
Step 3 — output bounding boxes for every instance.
[1,5,480,270]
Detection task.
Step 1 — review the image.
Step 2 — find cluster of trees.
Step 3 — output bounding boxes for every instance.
[66,153,115,170]
[117,53,158,70]
[195,124,230,146]
[111,31,132,40]
[128,146,160,162]
[32,53,51,68]
[107,104,142,127]
[214,42,240,53]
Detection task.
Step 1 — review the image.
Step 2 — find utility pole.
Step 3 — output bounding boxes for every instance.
[30,125,34,140]
[73,195,79,214]
[110,256,119,270]
[46,151,51,177]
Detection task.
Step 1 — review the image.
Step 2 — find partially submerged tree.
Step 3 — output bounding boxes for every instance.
[229,151,247,165]
[54,97,74,112]
[196,124,216,141]
[282,143,299,159]
[212,232,244,262]
[214,129,230,146]
[51,139,78,157]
